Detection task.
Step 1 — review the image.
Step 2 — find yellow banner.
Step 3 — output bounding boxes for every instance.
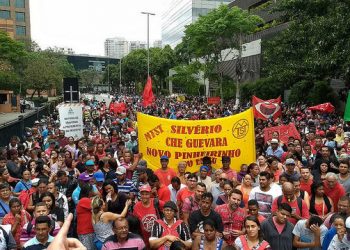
[137,108,256,172]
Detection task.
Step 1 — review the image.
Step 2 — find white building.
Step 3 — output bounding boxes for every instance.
[104,37,129,59]
[129,41,147,52]
[153,40,162,48]
[161,0,232,48]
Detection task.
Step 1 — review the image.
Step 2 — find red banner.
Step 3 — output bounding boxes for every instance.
[252,96,281,121]
[264,124,301,143]
[207,97,221,105]
[109,102,126,114]
[308,102,335,113]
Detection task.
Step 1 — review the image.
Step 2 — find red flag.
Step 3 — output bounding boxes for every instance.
[252,96,281,121]
[264,124,301,143]
[308,102,335,113]
[142,76,155,107]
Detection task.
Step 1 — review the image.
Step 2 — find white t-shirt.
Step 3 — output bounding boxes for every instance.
[248,184,282,217]
[328,233,350,250]
[292,219,327,250]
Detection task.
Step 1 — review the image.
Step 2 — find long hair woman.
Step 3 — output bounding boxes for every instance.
[39,191,64,226]
[309,182,333,220]
[216,180,234,206]
[102,179,128,214]
[76,183,96,250]
[91,196,131,249]
[192,219,227,250]
[234,215,270,250]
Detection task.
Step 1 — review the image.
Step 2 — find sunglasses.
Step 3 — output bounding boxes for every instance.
[220,178,227,181]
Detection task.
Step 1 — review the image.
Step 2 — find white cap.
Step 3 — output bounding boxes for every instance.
[271,139,279,144]
[346,217,350,229]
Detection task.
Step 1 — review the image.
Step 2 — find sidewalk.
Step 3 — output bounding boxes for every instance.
[0,109,37,127]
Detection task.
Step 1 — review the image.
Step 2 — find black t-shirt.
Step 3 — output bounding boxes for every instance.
[188,209,224,234]
[107,192,127,214]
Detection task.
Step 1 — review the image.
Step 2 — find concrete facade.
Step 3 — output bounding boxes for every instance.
[0,0,30,40]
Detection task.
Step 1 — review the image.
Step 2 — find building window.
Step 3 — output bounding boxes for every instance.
[15,0,25,8]
[16,25,26,36]
[0,10,10,19]
[0,0,10,6]
[15,12,25,21]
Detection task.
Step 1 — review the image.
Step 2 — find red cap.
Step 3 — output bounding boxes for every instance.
[139,185,151,192]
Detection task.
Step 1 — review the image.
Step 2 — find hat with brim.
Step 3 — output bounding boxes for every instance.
[139,184,151,192]
[78,173,91,182]
[163,201,178,212]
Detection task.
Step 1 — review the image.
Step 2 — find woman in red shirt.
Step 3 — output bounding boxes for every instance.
[76,183,96,250]
[2,198,31,247]
[309,182,334,220]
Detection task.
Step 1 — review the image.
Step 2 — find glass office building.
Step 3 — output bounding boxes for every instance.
[162,0,232,48]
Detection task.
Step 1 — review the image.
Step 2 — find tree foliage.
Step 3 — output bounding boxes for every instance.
[261,0,350,104]
[103,46,176,91]
[169,62,202,95]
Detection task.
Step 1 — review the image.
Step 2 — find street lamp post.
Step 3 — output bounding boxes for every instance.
[141,11,155,78]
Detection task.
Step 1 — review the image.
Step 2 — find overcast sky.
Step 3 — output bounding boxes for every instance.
[30,0,171,56]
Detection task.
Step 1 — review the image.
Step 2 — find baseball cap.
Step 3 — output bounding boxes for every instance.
[116,166,127,175]
[137,160,147,168]
[163,201,178,212]
[160,155,169,161]
[285,158,295,165]
[85,160,94,166]
[78,173,91,182]
[346,217,350,229]
[139,184,151,192]
[200,165,209,172]
[93,171,105,182]
[271,139,279,144]
[130,131,137,137]
[31,178,40,186]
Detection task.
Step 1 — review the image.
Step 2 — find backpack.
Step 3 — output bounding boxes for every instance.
[277,195,303,214]
[18,185,35,210]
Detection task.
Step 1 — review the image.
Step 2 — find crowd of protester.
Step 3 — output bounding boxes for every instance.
[0,94,349,249]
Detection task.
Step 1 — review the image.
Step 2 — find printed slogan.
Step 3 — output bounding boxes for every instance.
[137,108,256,172]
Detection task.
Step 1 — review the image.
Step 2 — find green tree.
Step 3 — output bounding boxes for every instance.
[0,31,27,93]
[78,69,100,92]
[262,0,350,103]
[181,5,263,104]
[169,62,202,95]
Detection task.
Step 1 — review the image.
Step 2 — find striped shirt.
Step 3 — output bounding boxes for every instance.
[20,218,60,245]
[114,178,133,194]
[102,233,145,250]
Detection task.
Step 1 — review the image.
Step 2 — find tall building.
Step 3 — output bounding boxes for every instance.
[0,0,31,40]
[104,37,129,59]
[129,41,147,52]
[161,0,232,48]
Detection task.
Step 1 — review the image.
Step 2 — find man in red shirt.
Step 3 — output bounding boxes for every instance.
[220,156,237,181]
[300,167,313,196]
[176,173,197,215]
[148,174,171,203]
[132,185,164,248]
[323,172,346,212]
[155,155,177,186]
[271,182,309,225]
[215,189,246,245]
[182,182,206,224]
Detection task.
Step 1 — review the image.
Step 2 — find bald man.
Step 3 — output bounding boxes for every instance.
[271,182,310,225]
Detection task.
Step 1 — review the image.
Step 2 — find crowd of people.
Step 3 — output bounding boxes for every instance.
[0,94,349,250]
